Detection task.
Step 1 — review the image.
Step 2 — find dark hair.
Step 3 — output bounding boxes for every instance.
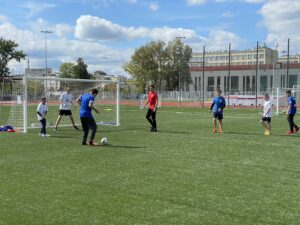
[217,89,222,93]
[264,93,269,98]
[41,97,46,100]
[91,89,98,95]
[149,84,155,89]
[286,90,292,95]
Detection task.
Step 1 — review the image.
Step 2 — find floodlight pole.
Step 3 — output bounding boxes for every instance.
[175,36,186,107]
[228,43,231,107]
[202,45,205,107]
[286,38,290,88]
[41,30,52,97]
[255,41,259,109]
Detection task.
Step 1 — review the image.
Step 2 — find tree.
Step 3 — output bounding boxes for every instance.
[0,38,26,77]
[59,62,75,79]
[123,39,192,92]
[73,58,90,79]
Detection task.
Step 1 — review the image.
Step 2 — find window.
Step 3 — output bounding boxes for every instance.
[260,75,268,92]
[198,77,201,91]
[231,76,239,93]
[217,76,221,89]
[252,76,256,91]
[243,76,251,92]
[289,75,298,88]
[207,77,214,91]
[281,75,285,88]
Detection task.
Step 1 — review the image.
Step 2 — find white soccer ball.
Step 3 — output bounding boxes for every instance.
[101,137,108,145]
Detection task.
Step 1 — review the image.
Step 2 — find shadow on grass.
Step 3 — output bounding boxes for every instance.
[99,127,145,133]
[158,130,195,135]
[225,131,300,137]
[89,144,145,149]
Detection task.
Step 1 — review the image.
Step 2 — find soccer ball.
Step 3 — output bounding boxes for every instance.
[101,137,108,145]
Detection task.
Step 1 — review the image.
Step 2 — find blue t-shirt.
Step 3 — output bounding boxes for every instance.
[288,96,297,115]
[79,93,95,118]
[213,96,226,113]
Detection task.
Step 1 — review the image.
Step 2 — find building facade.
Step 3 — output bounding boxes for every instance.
[190,47,278,67]
[189,63,300,95]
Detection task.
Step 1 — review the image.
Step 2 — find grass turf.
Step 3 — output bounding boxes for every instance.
[0,106,300,225]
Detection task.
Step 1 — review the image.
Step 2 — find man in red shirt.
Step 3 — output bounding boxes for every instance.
[144,84,158,132]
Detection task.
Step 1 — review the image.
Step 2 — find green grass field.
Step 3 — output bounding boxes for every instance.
[0,106,300,225]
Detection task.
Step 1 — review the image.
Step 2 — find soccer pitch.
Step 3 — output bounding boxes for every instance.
[0,106,300,225]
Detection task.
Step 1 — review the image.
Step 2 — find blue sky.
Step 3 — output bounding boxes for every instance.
[0,0,299,75]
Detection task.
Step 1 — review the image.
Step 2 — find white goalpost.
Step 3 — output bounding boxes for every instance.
[5,76,120,133]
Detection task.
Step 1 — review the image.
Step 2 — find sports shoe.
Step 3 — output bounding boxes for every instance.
[39,133,43,136]
[287,131,294,135]
[151,128,157,132]
[264,130,271,136]
[82,141,88,145]
[88,141,99,146]
[294,127,299,133]
[44,134,50,137]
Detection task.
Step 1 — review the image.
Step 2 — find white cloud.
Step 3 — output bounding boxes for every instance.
[0,15,7,22]
[149,2,159,11]
[28,18,74,38]
[0,21,131,75]
[20,1,56,18]
[187,0,265,5]
[260,0,300,53]
[187,0,207,6]
[220,11,235,18]
[75,15,203,42]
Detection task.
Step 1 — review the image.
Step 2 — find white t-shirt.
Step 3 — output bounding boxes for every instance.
[37,103,48,120]
[59,92,73,110]
[263,100,272,118]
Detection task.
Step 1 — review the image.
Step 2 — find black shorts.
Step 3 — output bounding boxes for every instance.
[59,110,72,116]
[213,112,223,120]
[262,117,271,123]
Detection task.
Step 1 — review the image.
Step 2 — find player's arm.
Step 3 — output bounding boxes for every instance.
[76,96,82,106]
[286,103,292,115]
[89,101,99,113]
[144,98,149,107]
[153,95,158,112]
[210,102,215,112]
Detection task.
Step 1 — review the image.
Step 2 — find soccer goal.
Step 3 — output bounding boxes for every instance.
[2,76,120,133]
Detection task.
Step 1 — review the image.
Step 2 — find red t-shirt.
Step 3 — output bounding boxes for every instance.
[148,91,158,110]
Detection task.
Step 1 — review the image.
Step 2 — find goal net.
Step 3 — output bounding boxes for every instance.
[3,76,120,133]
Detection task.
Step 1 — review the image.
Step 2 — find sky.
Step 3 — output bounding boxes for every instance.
[0,0,300,76]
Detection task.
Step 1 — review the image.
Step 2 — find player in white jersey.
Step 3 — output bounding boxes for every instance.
[260,93,272,135]
[37,97,50,137]
[54,86,79,130]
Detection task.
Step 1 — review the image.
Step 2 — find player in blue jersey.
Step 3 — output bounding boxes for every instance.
[77,89,100,146]
[210,90,226,133]
[285,90,299,135]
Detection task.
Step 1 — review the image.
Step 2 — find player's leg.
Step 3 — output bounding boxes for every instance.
[151,110,157,132]
[212,113,217,133]
[291,114,299,133]
[39,119,45,135]
[80,117,89,145]
[69,113,79,130]
[287,114,295,134]
[261,118,268,133]
[218,114,223,132]
[54,111,63,130]
[87,117,97,145]
[146,109,154,130]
